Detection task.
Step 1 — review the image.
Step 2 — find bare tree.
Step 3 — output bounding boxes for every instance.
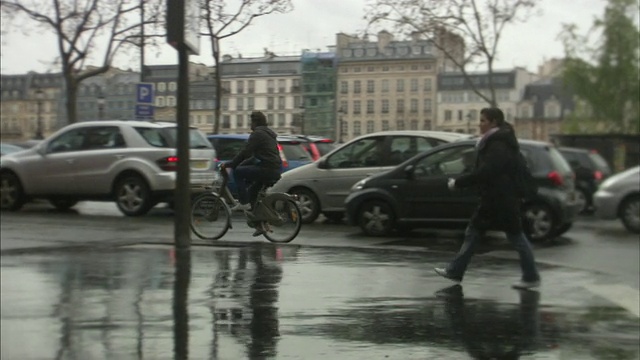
[200,0,293,134]
[0,0,163,124]
[365,0,540,107]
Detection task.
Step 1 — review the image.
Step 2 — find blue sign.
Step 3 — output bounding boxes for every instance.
[136,83,154,104]
[135,104,155,119]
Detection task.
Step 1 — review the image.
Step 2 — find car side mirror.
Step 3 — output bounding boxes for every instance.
[317,157,328,169]
[404,164,415,179]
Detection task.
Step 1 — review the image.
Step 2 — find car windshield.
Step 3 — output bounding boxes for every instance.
[213,138,247,161]
[280,143,311,160]
[548,147,573,174]
[136,127,212,149]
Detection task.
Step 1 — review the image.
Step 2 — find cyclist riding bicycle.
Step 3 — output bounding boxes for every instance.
[221,111,282,213]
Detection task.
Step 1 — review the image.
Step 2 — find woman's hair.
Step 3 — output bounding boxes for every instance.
[480,107,505,127]
[250,111,268,126]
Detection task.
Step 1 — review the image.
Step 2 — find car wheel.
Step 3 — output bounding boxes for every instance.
[114,175,153,216]
[323,211,344,223]
[553,222,573,237]
[291,188,320,224]
[49,198,78,210]
[575,188,589,214]
[522,202,556,243]
[357,200,395,237]
[0,172,25,211]
[619,195,640,234]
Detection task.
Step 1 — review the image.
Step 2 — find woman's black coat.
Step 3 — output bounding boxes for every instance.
[455,126,522,233]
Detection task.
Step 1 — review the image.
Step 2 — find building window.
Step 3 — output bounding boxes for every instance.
[156,97,165,107]
[397,120,405,130]
[354,80,361,94]
[396,79,404,92]
[353,100,361,115]
[424,78,432,92]
[381,79,389,93]
[247,97,254,109]
[267,80,275,94]
[222,98,229,111]
[248,80,255,94]
[354,66,361,73]
[157,82,166,92]
[267,97,275,110]
[340,81,348,94]
[445,110,452,121]
[222,81,231,94]
[278,113,285,127]
[354,121,361,136]
[340,100,348,114]
[278,96,285,110]
[521,106,530,118]
[366,100,374,114]
[167,96,176,107]
[423,99,432,114]
[382,66,389,72]
[222,115,231,129]
[410,120,418,130]
[367,120,374,133]
[294,96,302,108]
[207,115,214,124]
[236,114,244,128]
[382,120,389,131]
[278,79,286,93]
[458,110,464,121]
[396,99,404,113]
[236,80,244,94]
[381,99,389,114]
[367,66,375,72]
[367,80,375,93]
[410,99,418,113]
[410,79,418,92]
[237,98,244,111]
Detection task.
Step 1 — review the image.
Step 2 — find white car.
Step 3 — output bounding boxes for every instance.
[269,130,471,223]
[0,120,216,216]
[593,166,640,233]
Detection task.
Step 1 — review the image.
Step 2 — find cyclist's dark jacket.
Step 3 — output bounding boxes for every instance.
[229,126,282,170]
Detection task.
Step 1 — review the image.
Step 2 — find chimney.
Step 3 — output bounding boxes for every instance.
[377,30,394,52]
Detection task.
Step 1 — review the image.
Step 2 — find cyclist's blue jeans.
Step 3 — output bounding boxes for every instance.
[446,225,540,282]
[233,165,280,206]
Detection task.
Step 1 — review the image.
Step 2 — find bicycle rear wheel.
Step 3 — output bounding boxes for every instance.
[190,193,231,240]
[262,198,301,243]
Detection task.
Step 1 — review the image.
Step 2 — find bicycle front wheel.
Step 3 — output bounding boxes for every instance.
[263,199,302,243]
[190,193,231,240]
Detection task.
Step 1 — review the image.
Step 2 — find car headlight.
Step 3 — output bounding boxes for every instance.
[351,179,367,191]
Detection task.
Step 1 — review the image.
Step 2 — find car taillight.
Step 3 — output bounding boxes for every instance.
[594,170,603,181]
[547,171,563,186]
[277,144,288,168]
[157,156,179,171]
[319,139,333,143]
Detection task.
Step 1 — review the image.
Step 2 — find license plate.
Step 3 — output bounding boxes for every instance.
[191,160,209,169]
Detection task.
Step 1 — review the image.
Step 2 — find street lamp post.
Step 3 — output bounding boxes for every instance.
[97,95,106,120]
[34,88,44,140]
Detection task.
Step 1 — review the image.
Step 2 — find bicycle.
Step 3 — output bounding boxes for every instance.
[190,164,302,243]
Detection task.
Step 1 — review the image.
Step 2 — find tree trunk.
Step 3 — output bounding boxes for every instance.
[213,38,221,134]
[65,76,79,124]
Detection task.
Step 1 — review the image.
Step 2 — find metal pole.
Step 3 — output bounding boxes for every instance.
[140,0,145,82]
[35,97,43,139]
[174,44,191,248]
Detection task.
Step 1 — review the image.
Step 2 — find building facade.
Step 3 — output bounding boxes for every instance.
[219,53,302,134]
[515,77,575,141]
[335,31,440,142]
[436,68,539,134]
[1,72,64,141]
[300,51,337,139]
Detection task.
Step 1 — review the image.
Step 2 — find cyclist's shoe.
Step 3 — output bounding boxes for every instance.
[231,202,251,212]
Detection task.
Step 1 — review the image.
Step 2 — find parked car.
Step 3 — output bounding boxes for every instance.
[207,133,313,195]
[0,120,216,216]
[593,166,640,233]
[289,135,337,161]
[0,143,25,157]
[344,139,580,242]
[269,130,472,224]
[559,147,612,213]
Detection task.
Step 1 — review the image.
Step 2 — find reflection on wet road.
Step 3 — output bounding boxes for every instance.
[1,245,638,359]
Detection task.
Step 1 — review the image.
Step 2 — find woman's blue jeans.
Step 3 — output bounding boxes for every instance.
[446,225,540,282]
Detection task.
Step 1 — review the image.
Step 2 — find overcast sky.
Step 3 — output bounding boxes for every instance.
[0,0,608,75]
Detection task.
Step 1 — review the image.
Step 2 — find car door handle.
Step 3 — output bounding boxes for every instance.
[66,159,75,164]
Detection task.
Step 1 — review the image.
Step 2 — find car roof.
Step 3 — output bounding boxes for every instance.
[63,120,190,129]
[447,138,555,148]
[352,130,473,142]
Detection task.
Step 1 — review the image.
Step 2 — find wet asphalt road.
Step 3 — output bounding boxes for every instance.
[1,202,639,359]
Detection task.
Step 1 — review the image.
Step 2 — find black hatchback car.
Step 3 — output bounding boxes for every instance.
[559,147,612,213]
[345,139,581,242]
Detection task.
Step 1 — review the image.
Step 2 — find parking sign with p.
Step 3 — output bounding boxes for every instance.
[137,83,154,104]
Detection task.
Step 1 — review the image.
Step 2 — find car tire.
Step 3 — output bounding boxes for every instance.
[575,188,589,214]
[323,211,344,223]
[357,200,395,237]
[291,188,320,224]
[49,198,78,211]
[522,202,556,243]
[0,172,25,211]
[114,174,153,216]
[619,195,640,234]
[553,222,573,237]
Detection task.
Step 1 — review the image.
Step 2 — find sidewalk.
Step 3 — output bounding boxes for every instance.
[2,242,639,360]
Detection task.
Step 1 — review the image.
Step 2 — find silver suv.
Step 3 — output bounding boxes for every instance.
[0,120,216,216]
